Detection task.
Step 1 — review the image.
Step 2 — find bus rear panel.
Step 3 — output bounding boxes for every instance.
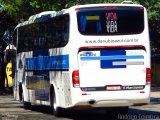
[70,4,150,108]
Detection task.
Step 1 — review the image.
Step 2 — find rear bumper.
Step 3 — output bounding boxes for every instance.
[70,85,150,108]
[71,98,149,108]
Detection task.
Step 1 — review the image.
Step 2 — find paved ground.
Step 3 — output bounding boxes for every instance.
[131,87,160,112]
[0,87,159,120]
[0,94,71,120]
[129,87,160,120]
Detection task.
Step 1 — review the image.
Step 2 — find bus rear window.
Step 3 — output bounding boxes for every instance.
[77,6,144,35]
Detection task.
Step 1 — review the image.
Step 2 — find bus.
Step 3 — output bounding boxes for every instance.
[13,1,151,117]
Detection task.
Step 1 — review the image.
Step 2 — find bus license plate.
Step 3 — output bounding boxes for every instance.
[106,85,121,91]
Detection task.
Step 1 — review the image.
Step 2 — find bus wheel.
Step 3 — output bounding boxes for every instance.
[19,83,23,102]
[50,87,62,117]
[22,89,31,109]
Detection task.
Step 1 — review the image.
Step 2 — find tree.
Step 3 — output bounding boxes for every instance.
[136,0,160,49]
[0,0,159,26]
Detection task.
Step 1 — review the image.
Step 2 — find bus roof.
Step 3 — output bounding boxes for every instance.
[15,1,143,29]
[15,11,56,28]
[69,2,143,10]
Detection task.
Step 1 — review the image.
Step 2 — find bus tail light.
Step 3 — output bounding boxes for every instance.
[140,7,144,11]
[72,70,80,88]
[104,6,117,9]
[146,68,151,84]
[75,8,81,11]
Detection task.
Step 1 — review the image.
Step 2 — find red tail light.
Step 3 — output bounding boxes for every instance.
[104,6,117,9]
[75,8,81,11]
[146,68,151,84]
[72,70,80,88]
[140,7,144,11]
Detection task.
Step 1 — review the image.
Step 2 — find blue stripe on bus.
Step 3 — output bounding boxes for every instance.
[100,50,126,69]
[80,50,144,69]
[25,55,69,70]
[80,55,144,61]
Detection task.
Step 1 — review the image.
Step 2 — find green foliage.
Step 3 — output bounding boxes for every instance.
[0,0,57,22]
[135,0,160,48]
[137,0,160,28]
[0,0,159,24]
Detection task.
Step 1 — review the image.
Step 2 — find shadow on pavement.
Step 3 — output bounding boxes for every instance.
[61,108,108,120]
[128,108,160,120]
[30,105,52,115]
[151,87,160,92]
[29,105,160,120]
[62,108,160,120]
[28,87,160,120]
[150,97,160,104]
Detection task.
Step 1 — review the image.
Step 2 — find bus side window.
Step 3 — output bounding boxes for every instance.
[55,17,63,47]
[18,28,23,53]
[63,18,69,43]
[31,24,38,51]
[13,30,17,47]
[38,23,46,49]
[45,21,54,48]
[25,26,32,51]
[54,15,69,47]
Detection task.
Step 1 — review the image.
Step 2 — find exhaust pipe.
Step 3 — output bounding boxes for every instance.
[88,100,96,104]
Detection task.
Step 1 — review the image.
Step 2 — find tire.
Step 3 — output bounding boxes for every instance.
[20,86,31,109]
[19,83,23,102]
[50,87,63,117]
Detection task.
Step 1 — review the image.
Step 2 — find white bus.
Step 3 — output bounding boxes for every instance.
[13,1,151,117]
